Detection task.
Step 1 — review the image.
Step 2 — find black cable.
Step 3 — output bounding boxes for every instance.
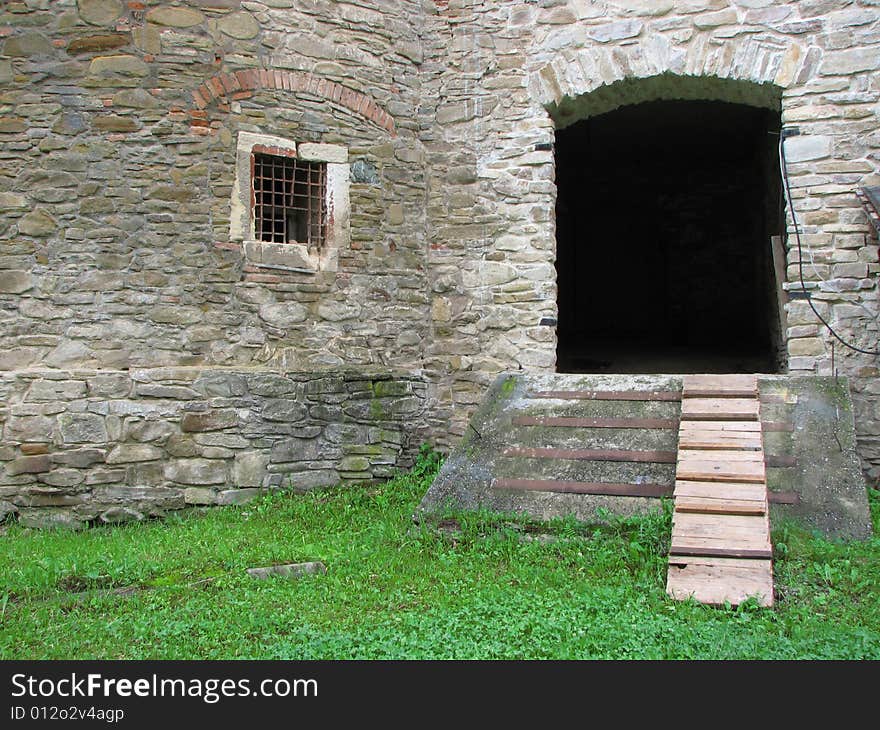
[779,134,880,356]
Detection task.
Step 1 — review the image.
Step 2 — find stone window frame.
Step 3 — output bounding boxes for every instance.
[230,131,349,273]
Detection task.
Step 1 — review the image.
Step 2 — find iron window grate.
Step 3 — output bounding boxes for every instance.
[252,148,327,249]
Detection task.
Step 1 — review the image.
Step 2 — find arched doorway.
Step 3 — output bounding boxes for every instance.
[554,87,786,374]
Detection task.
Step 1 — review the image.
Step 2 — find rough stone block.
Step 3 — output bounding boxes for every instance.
[58,413,108,444]
[247,374,297,397]
[261,400,307,423]
[270,438,321,463]
[232,451,269,487]
[246,561,326,579]
[166,459,227,485]
[78,0,125,27]
[18,209,56,237]
[27,379,87,401]
[51,449,106,468]
[17,509,86,530]
[6,455,52,476]
[99,506,144,523]
[145,6,205,27]
[217,11,260,39]
[338,456,371,472]
[106,444,163,464]
[37,469,85,488]
[180,410,239,432]
[217,488,261,505]
[184,487,219,505]
[286,469,338,491]
[0,271,33,294]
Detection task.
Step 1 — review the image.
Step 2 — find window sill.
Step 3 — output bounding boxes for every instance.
[242,240,337,274]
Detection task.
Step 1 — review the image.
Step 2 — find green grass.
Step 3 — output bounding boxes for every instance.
[1,445,879,659]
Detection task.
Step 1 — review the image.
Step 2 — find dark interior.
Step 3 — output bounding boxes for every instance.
[555,99,784,374]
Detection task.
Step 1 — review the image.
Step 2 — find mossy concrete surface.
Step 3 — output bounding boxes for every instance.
[417,373,872,540]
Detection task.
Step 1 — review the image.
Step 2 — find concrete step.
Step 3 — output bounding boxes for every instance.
[417,372,871,539]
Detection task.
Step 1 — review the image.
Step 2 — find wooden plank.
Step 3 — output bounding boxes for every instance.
[491,479,673,498]
[673,511,769,537]
[680,398,760,421]
[682,374,758,398]
[771,235,788,344]
[676,458,766,483]
[668,380,774,606]
[679,420,761,432]
[669,545,773,559]
[679,449,764,462]
[678,435,762,451]
[503,447,677,463]
[667,556,773,607]
[670,530,771,550]
[674,496,766,516]
[511,416,679,430]
[674,481,768,501]
[528,390,681,402]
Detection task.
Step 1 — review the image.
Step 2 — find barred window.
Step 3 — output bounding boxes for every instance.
[252,147,327,250]
[231,132,348,274]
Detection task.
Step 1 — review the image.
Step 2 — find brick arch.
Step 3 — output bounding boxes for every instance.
[190,68,396,136]
[532,33,805,128]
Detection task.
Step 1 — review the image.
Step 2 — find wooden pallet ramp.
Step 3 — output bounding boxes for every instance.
[666,375,774,607]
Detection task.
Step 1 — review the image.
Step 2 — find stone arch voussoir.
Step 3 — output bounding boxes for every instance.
[189,68,396,136]
[534,34,805,129]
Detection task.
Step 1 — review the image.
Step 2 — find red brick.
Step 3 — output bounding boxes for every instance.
[290,72,306,92]
[220,73,240,93]
[244,272,283,283]
[192,88,208,109]
[340,87,356,109]
[209,76,225,98]
[260,68,271,88]
[214,241,241,251]
[234,69,250,89]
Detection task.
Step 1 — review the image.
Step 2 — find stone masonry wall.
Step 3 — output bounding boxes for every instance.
[420,0,880,475]
[0,367,428,529]
[0,0,429,374]
[3,0,880,526]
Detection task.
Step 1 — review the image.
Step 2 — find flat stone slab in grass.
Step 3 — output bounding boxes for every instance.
[246,561,327,579]
[417,372,872,540]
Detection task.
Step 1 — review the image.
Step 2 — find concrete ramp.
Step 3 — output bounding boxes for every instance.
[417,373,872,543]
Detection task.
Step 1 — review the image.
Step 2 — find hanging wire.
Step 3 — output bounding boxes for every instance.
[778,133,880,356]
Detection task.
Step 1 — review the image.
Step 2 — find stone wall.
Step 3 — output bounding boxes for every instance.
[420,0,880,473]
[2,0,880,525]
[0,0,429,375]
[0,367,429,529]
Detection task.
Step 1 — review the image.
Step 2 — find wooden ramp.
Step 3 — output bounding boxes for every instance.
[666,375,774,607]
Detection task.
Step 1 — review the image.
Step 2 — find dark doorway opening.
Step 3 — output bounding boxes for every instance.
[555,99,784,374]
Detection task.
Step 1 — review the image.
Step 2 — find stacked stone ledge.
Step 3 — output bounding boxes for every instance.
[0,368,429,530]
